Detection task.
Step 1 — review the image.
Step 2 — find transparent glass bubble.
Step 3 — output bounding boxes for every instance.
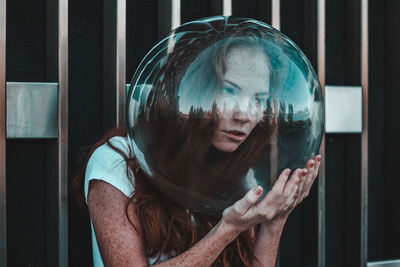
[126,16,324,215]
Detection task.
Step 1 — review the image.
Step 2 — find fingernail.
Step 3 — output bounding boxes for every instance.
[286,169,291,175]
[310,162,315,168]
[255,186,263,195]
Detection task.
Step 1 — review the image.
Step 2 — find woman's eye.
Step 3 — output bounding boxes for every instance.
[224,87,235,95]
[254,96,265,105]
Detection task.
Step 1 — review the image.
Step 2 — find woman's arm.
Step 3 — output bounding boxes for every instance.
[88,180,243,267]
[251,155,322,267]
[88,180,148,267]
[252,218,285,267]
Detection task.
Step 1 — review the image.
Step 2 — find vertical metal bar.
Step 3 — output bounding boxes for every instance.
[271,1,281,266]
[223,0,232,16]
[58,0,68,265]
[317,0,326,266]
[0,0,6,266]
[360,0,369,265]
[116,0,126,127]
[103,0,126,131]
[271,0,280,30]
[171,0,181,30]
[46,0,68,265]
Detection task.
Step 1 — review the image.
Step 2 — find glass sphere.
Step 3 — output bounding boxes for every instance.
[126,16,324,215]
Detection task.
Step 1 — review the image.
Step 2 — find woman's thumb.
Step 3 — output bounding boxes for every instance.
[233,186,263,215]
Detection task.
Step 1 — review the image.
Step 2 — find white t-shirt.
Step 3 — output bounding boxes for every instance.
[84,136,167,266]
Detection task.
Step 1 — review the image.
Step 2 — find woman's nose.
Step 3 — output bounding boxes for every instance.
[232,105,251,123]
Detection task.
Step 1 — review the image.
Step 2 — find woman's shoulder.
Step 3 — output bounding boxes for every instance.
[84,135,134,204]
[102,135,130,153]
[88,136,130,169]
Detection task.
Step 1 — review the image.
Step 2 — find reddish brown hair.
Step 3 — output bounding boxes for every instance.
[70,127,260,266]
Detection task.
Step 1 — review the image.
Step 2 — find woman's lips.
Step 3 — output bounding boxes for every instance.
[221,130,247,142]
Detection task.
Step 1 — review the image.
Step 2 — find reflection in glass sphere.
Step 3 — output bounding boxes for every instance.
[126,16,324,215]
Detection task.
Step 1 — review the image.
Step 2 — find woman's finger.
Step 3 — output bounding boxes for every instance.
[255,170,297,216]
[297,168,307,192]
[232,186,263,215]
[293,169,307,206]
[271,168,291,194]
[276,169,300,210]
[304,159,315,185]
[298,158,317,200]
[285,185,298,208]
[283,169,302,193]
[312,155,322,179]
[255,171,289,213]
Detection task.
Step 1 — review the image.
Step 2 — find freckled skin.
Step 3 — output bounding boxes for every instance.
[212,46,270,153]
[88,180,241,267]
[88,180,148,267]
[87,155,321,266]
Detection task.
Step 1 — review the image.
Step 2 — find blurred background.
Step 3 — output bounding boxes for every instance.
[0,0,399,266]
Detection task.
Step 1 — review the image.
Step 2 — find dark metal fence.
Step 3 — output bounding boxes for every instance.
[0,0,399,266]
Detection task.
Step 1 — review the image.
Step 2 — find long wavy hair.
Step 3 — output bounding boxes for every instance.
[72,24,279,266]
[71,127,258,266]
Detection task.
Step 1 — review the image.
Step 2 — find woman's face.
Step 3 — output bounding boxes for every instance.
[212,46,270,152]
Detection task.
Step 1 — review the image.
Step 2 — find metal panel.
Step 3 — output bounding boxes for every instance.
[361,0,369,265]
[6,82,58,138]
[317,0,326,266]
[223,0,232,16]
[367,260,400,267]
[271,0,280,30]
[0,0,6,266]
[324,85,362,133]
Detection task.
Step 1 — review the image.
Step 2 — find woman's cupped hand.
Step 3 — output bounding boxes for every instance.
[222,155,322,233]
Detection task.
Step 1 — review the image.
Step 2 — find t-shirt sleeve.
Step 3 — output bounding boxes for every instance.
[84,138,134,204]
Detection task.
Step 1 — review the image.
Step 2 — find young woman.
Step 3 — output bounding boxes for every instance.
[72,20,322,267]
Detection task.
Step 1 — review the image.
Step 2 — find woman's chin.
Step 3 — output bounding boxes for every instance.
[212,142,240,153]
